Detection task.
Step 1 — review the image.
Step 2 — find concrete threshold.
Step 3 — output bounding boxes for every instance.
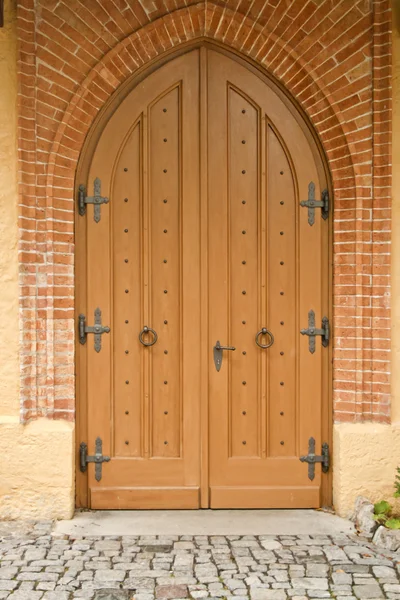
[54,509,354,537]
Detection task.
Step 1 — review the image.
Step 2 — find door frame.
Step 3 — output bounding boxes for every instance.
[75,40,333,509]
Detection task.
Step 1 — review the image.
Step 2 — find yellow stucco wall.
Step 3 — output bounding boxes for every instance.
[0,0,74,521]
[0,419,75,519]
[333,424,400,517]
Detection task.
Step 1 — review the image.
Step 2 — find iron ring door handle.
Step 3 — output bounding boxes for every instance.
[139,326,158,347]
[255,328,274,349]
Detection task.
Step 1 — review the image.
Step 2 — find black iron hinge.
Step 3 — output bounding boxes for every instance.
[300,310,329,354]
[80,437,110,482]
[300,182,329,225]
[78,177,109,222]
[79,307,110,352]
[300,437,329,481]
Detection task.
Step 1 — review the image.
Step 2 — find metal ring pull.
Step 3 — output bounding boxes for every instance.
[139,326,158,347]
[255,327,274,349]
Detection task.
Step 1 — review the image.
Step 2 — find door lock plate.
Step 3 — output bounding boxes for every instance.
[213,340,236,372]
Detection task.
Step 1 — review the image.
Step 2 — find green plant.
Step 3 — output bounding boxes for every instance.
[370,467,400,529]
[386,518,400,530]
[394,466,400,498]
[373,500,392,524]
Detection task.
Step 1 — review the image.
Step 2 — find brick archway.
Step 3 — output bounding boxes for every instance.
[18,1,391,424]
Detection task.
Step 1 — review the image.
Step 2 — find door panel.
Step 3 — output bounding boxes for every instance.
[84,51,201,509]
[149,85,183,459]
[267,128,297,458]
[78,47,329,509]
[228,88,261,460]
[207,50,325,508]
[113,120,142,458]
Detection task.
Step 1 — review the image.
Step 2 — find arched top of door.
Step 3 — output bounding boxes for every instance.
[45,4,355,203]
[75,40,332,190]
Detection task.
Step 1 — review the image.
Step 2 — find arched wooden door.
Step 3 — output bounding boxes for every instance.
[76,46,330,509]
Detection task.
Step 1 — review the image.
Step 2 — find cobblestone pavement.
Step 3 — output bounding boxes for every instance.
[1,522,400,599]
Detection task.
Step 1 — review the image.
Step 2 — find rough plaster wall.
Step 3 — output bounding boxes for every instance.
[333,424,400,517]
[0,419,75,520]
[0,0,19,417]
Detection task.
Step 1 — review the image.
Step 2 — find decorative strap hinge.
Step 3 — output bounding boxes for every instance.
[300,437,330,481]
[79,307,110,352]
[80,437,110,482]
[78,177,109,222]
[300,182,329,225]
[300,310,329,354]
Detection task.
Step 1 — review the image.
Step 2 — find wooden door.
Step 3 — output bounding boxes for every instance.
[207,50,329,508]
[77,46,329,509]
[80,51,201,509]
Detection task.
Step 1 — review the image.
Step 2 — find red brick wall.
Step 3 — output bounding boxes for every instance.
[16,0,391,423]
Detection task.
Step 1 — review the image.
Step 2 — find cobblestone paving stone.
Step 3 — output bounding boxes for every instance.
[1,522,400,599]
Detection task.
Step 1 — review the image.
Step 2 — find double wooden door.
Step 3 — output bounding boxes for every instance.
[77,47,330,509]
